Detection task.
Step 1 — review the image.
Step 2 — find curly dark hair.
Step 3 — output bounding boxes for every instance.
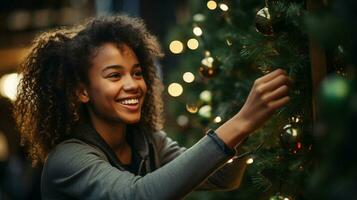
[13,15,164,166]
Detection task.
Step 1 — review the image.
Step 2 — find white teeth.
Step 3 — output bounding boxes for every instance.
[120,98,139,105]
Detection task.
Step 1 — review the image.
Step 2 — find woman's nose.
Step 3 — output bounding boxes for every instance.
[122,75,139,91]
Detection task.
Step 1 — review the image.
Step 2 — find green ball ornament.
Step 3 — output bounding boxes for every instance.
[270,195,284,200]
[270,194,292,200]
[319,75,351,110]
[280,119,303,154]
[255,7,274,36]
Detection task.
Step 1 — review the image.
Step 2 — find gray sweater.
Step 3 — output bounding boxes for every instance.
[41,123,246,200]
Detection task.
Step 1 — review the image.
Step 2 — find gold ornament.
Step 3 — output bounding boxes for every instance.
[255,7,273,36]
[199,51,220,78]
[186,103,198,113]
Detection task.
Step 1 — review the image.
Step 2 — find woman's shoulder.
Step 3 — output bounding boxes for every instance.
[48,138,107,160]
[43,139,108,177]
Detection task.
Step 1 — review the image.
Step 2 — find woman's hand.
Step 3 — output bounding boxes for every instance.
[216,69,293,148]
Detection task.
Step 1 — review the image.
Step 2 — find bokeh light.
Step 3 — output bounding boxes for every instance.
[187,38,199,50]
[0,73,21,101]
[193,26,203,36]
[183,72,195,83]
[169,40,184,54]
[207,1,217,10]
[219,3,229,11]
[168,83,183,97]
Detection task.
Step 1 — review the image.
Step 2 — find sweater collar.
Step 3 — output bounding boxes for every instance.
[71,121,150,169]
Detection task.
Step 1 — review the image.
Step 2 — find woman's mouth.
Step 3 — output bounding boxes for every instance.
[118,98,140,112]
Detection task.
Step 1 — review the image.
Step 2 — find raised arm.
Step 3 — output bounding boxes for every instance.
[216,69,292,149]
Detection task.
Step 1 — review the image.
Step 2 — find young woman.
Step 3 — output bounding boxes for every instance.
[14,15,292,200]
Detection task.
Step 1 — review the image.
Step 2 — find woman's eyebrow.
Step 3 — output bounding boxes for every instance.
[102,63,141,72]
[102,65,124,72]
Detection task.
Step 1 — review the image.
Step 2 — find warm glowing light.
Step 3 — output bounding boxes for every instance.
[198,105,212,118]
[207,0,217,10]
[201,56,215,68]
[193,26,203,36]
[292,116,301,123]
[200,90,212,102]
[0,73,21,101]
[183,72,195,83]
[169,40,184,54]
[193,14,205,22]
[187,38,199,50]
[168,83,183,97]
[246,158,254,164]
[214,116,222,123]
[227,158,234,163]
[186,103,198,113]
[177,115,189,127]
[292,128,298,137]
[219,3,229,11]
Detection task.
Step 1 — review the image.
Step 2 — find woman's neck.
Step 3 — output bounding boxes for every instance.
[89,114,128,151]
[87,109,133,164]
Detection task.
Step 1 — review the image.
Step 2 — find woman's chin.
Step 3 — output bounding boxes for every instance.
[121,116,141,124]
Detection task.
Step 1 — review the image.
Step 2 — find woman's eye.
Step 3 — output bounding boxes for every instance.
[108,73,121,79]
[133,70,143,77]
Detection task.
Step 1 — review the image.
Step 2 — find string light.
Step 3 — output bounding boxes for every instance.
[0,73,21,101]
[168,83,183,97]
[183,72,195,83]
[207,0,217,10]
[246,157,254,164]
[193,13,205,22]
[219,3,229,11]
[214,116,222,123]
[187,38,199,50]
[193,26,203,36]
[169,40,184,54]
[198,105,212,118]
[177,115,189,127]
[200,90,212,102]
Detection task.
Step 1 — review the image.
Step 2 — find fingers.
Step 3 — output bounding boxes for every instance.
[256,68,287,84]
[259,74,293,93]
[262,85,289,102]
[268,96,290,111]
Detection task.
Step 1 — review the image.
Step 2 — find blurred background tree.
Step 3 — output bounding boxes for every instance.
[305,0,357,199]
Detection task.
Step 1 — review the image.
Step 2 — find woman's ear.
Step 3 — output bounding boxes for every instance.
[76,85,90,103]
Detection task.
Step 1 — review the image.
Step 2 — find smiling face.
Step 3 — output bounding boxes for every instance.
[79,43,147,126]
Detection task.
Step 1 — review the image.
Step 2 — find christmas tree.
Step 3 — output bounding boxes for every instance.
[164,0,314,199]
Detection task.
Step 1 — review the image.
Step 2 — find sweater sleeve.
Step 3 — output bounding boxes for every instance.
[155,130,247,191]
[42,135,235,200]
